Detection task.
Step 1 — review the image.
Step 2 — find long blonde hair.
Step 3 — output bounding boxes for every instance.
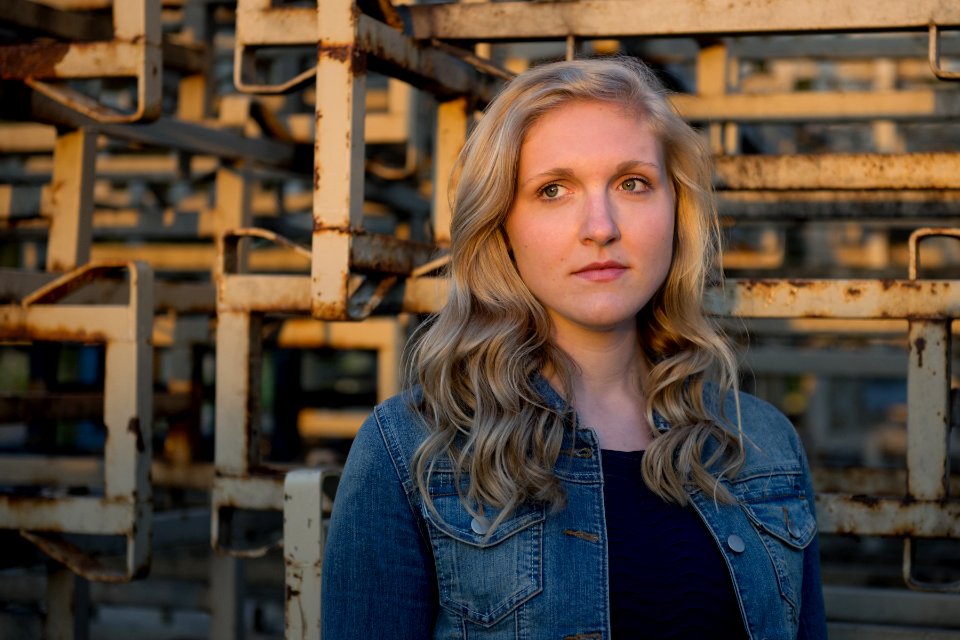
[406,57,744,528]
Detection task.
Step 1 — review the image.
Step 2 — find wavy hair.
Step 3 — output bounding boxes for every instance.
[406,57,744,529]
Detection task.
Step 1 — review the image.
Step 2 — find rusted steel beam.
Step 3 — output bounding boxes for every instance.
[17,91,299,168]
[707,279,960,320]
[0,0,162,123]
[233,1,502,99]
[817,494,960,538]
[0,0,112,42]
[402,0,960,41]
[715,153,960,190]
[673,90,960,123]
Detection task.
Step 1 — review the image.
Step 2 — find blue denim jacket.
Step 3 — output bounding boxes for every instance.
[322,378,827,639]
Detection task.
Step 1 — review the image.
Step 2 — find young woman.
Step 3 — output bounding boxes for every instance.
[322,57,826,639]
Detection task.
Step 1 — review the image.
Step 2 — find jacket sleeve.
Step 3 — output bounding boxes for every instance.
[797,446,828,640]
[321,411,438,638]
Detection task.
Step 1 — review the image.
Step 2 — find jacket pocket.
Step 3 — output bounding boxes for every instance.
[735,472,816,610]
[421,476,544,627]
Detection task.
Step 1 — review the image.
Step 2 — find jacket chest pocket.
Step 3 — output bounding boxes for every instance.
[735,472,816,611]
[421,478,545,628]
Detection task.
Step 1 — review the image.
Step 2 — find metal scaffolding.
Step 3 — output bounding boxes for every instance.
[0,0,958,638]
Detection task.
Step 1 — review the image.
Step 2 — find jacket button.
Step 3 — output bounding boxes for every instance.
[471,516,491,535]
[727,534,745,553]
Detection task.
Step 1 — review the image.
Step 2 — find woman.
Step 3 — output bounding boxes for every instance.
[322,57,826,639]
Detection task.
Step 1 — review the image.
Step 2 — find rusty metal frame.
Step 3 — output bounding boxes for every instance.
[0,0,162,123]
[230,0,494,319]
[283,468,340,640]
[213,229,405,556]
[402,0,960,41]
[0,261,153,582]
[929,24,960,81]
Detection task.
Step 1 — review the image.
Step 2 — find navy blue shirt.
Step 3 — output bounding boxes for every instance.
[601,449,747,639]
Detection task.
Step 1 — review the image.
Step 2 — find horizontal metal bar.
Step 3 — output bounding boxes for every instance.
[0,391,192,422]
[0,495,137,535]
[828,622,960,640]
[707,279,960,319]
[0,305,135,342]
[213,474,285,512]
[817,493,960,538]
[219,275,310,313]
[673,90,960,123]
[825,585,960,627]
[22,91,298,168]
[403,0,960,41]
[715,154,960,190]
[298,409,369,439]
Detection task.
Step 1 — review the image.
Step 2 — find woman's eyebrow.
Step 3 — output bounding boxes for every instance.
[614,159,662,174]
[518,167,575,189]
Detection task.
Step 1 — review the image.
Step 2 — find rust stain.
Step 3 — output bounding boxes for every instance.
[844,286,862,299]
[128,417,145,454]
[850,494,881,508]
[913,336,927,368]
[318,42,367,75]
[0,42,70,79]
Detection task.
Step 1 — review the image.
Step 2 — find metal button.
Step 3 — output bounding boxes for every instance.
[727,534,745,553]
[470,516,491,535]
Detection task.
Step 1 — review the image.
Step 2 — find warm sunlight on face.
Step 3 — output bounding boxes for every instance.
[504,100,675,341]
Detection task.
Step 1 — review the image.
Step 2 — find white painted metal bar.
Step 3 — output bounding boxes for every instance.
[284,468,339,640]
[672,89,960,122]
[403,0,960,41]
[715,153,960,190]
[432,98,468,246]
[44,128,96,271]
[311,0,365,320]
[45,566,89,640]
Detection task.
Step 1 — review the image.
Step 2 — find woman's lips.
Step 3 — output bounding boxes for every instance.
[573,261,628,282]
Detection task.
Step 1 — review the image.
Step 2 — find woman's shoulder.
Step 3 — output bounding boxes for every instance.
[702,382,807,471]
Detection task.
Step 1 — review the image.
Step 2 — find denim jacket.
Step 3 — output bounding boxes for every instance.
[322,378,827,639]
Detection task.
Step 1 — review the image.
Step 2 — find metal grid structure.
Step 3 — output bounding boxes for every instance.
[0,0,958,638]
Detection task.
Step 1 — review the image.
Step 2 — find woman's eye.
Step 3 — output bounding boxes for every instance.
[621,177,648,192]
[540,184,561,198]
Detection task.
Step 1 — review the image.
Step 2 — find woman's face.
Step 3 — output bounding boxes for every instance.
[504,100,675,340]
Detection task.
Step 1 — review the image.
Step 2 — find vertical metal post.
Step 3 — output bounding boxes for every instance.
[104,262,154,576]
[696,43,738,155]
[45,128,96,272]
[210,554,246,640]
[44,565,89,640]
[432,98,468,246]
[312,0,366,319]
[906,319,951,501]
[214,310,262,479]
[284,469,327,640]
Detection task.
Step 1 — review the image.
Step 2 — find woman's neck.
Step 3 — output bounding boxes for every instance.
[547,324,653,451]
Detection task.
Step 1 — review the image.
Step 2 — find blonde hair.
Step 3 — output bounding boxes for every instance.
[406,57,744,529]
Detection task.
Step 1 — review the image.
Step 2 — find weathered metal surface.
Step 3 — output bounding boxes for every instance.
[284,468,340,640]
[403,0,960,41]
[715,154,960,190]
[817,494,960,538]
[929,24,960,81]
[44,128,95,272]
[706,279,960,320]
[0,0,162,123]
[673,90,960,123]
[233,1,501,98]
[0,261,153,582]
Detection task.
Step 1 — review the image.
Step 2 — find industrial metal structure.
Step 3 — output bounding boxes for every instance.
[0,0,958,638]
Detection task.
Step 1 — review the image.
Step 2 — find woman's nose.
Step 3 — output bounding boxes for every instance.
[580,193,620,245]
